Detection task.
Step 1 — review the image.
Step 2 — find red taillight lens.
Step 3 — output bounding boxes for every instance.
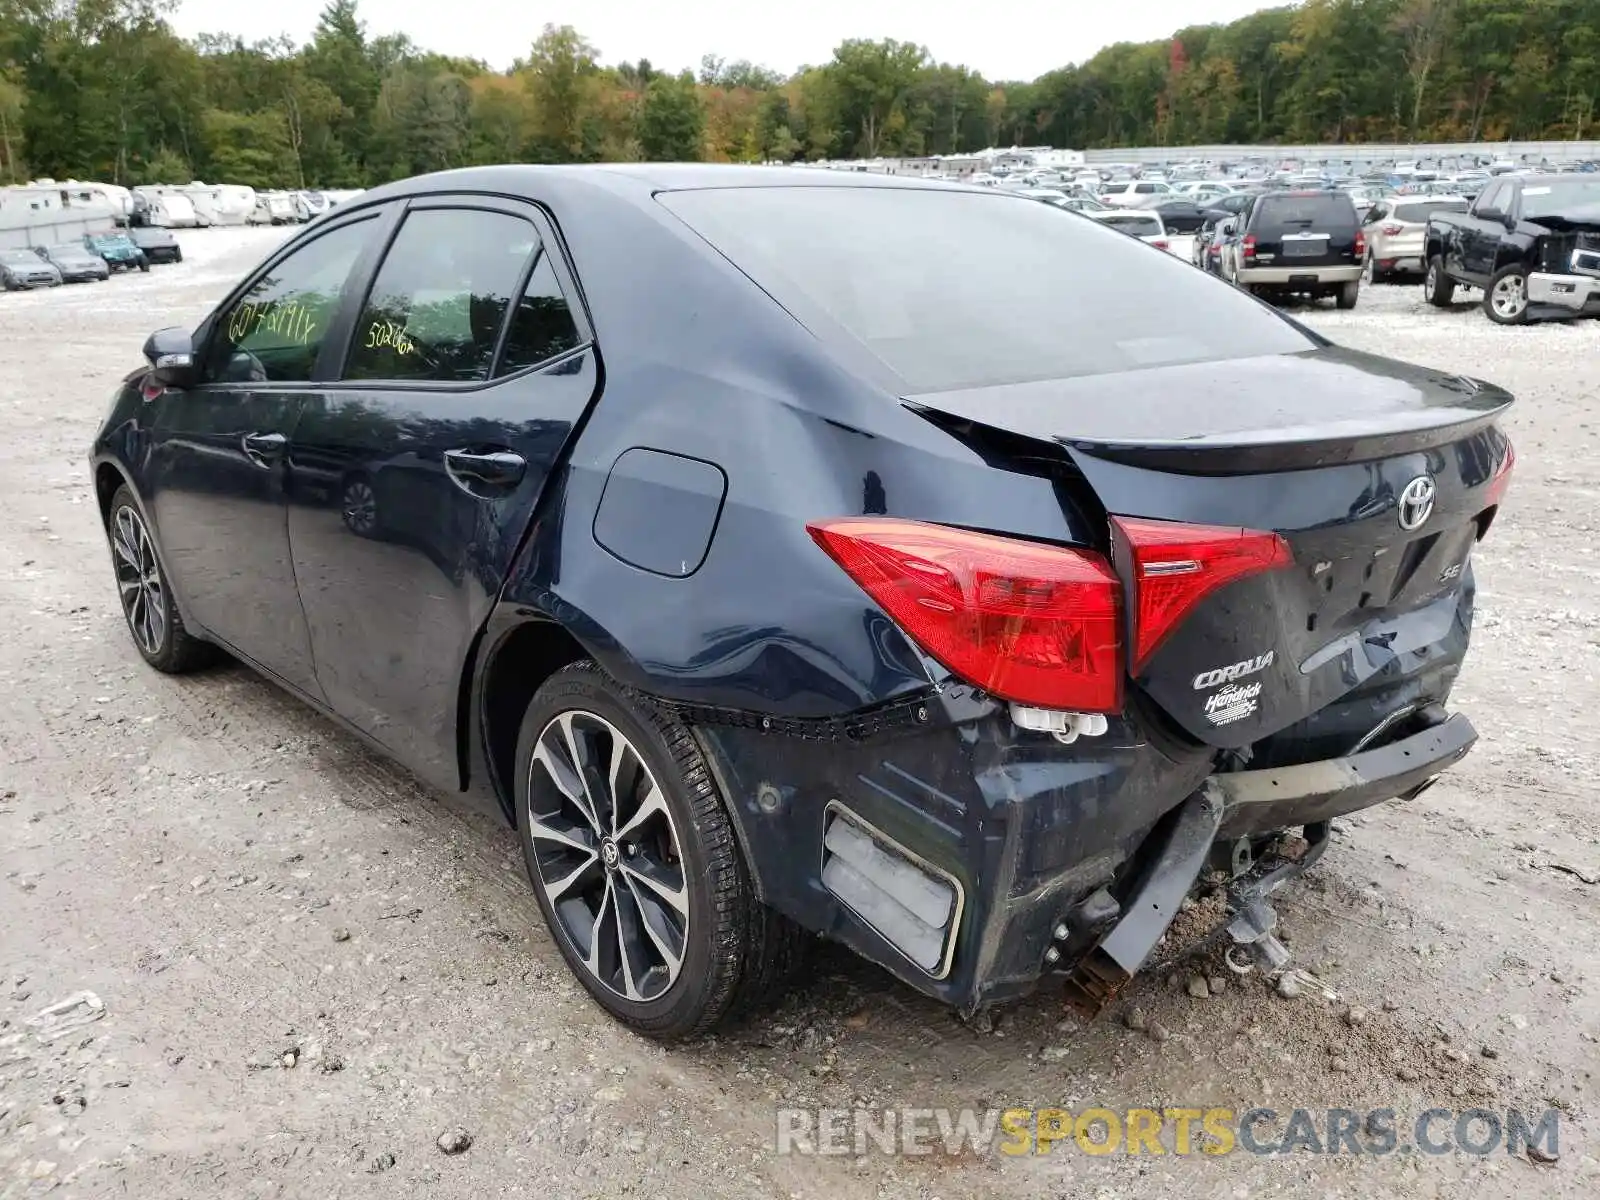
[1151,239,1169,251]
[1486,438,1515,508]
[807,518,1123,713]
[1380,224,1404,236]
[1242,234,1257,260]
[1353,230,1367,258]
[1112,517,1294,675]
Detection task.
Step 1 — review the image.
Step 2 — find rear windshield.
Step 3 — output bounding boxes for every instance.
[1255,194,1358,228]
[660,187,1313,393]
[1098,214,1163,235]
[1393,199,1468,222]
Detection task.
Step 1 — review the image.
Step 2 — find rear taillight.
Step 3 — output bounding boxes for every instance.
[1112,517,1294,675]
[1486,438,1515,508]
[1151,239,1169,251]
[1242,234,1257,261]
[1380,223,1404,236]
[1353,230,1367,258]
[807,518,1123,713]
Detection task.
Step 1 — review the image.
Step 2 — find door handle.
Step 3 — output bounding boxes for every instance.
[443,449,526,489]
[242,431,287,466]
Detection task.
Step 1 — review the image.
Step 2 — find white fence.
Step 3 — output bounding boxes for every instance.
[1081,141,1600,166]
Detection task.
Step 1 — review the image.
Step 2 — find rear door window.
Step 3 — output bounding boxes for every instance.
[496,252,583,376]
[345,208,538,383]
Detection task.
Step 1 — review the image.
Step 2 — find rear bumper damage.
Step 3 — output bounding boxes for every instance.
[693,689,1476,1015]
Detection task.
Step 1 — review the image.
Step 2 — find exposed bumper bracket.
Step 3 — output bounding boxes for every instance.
[1061,790,1222,1017]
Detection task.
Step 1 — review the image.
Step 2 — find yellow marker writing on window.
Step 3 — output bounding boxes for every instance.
[364,319,416,356]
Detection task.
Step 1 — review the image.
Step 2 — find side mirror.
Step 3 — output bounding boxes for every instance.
[1474,206,1503,223]
[143,326,197,388]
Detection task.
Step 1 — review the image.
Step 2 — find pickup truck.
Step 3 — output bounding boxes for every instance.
[1424,174,1600,324]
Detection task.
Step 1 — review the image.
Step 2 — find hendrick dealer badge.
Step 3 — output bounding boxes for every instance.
[1204,681,1262,726]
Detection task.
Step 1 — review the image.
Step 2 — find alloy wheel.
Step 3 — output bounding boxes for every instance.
[111,504,165,656]
[1491,274,1528,320]
[526,710,689,1002]
[341,480,377,535]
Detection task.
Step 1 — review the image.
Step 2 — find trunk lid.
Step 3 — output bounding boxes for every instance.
[905,347,1513,751]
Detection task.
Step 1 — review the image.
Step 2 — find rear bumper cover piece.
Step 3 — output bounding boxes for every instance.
[1238,264,1362,285]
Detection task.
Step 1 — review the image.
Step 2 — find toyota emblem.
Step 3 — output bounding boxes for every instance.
[1397,475,1436,531]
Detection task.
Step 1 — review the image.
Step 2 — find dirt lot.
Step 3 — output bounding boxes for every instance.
[2,227,1597,1198]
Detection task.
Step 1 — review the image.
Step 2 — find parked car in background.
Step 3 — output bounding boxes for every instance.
[90,164,1512,1039]
[1148,198,1210,233]
[35,242,110,283]
[83,231,150,273]
[129,226,183,264]
[1220,190,1364,308]
[1090,208,1171,251]
[0,249,61,289]
[1361,196,1468,283]
[1100,179,1175,207]
[1424,174,1600,324]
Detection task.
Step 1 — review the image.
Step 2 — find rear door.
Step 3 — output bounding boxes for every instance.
[144,212,385,696]
[1252,193,1359,271]
[285,195,596,788]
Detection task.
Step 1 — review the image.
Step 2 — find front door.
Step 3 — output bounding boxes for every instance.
[286,198,597,788]
[144,215,382,695]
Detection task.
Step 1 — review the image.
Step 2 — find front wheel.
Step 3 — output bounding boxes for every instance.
[1424,256,1455,307]
[515,661,805,1039]
[1336,280,1360,310]
[105,486,218,673]
[1484,266,1530,325]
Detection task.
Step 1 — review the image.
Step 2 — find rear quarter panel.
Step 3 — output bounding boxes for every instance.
[497,178,1100,717]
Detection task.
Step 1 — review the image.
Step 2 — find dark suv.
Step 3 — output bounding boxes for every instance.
[1222,190,1364,308]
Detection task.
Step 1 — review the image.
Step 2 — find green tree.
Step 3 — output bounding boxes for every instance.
[638,71,703,160]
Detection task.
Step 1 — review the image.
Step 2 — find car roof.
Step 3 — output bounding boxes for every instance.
[353,163,989,207]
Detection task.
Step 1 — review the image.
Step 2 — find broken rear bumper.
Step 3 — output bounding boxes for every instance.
[1207,711,1476,838]
[691,694,1475,1014]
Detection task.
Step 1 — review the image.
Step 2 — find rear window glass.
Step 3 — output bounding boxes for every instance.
[1098,214,1162,235]
[1393,200,1467,223]
[659,187,1314,393]
[1255,194,1357,228]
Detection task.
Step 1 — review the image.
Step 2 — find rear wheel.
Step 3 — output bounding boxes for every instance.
[1336,280,1360,310]
[105,486,218,673]
[1424,256,1455,307]
[515,661,805,1039]
[1484,266,1530,325]
[1362,254,1383,285]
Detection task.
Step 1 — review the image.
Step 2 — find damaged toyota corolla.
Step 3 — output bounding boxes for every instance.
[90,166,1514,1040]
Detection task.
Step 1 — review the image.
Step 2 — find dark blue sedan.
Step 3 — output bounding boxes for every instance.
[91,166,1512,1038]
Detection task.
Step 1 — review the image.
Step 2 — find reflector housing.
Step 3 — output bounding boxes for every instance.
[807,518,1123,713]
[1112,516,1294,675]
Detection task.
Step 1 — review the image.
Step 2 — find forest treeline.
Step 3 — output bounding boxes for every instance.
[0,0,1596,189]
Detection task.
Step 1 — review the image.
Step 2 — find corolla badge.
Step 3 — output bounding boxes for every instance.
[1397,475,1437,532]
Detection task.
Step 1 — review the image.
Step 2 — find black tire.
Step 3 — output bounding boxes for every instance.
[138,260,149,273]
[174,249,183,263]
[105,486,218,673]
[1424,255,1455,307]
[1336,280,1360,310]
[1484,265,1530,326]
[514,661,805,1039]
[1362,254,1383,285]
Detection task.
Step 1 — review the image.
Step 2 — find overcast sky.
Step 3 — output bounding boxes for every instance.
[170,0,1279,80]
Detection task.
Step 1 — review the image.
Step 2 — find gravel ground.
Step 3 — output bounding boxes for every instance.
[1,227,1597,1198]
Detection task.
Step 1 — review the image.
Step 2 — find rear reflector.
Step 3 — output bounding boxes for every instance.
[807,518,1122,713]
[1112,517,1294,675]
